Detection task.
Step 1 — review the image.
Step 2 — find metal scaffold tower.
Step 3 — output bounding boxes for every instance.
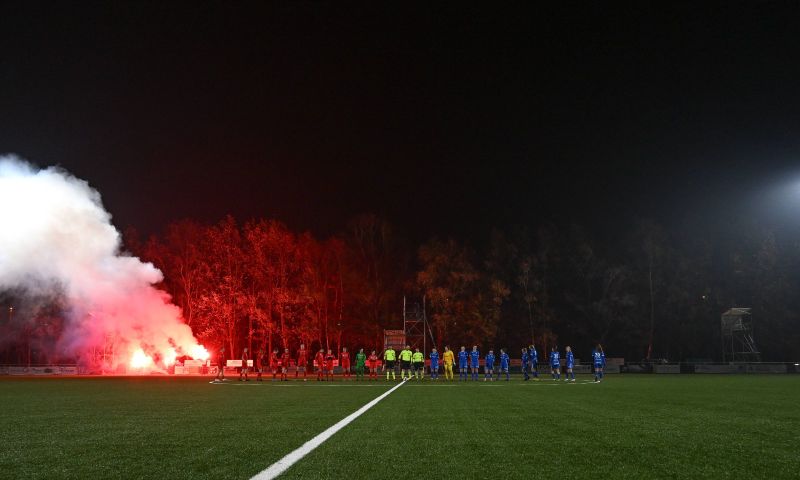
[403,296,428,357]
[721,308,761,362]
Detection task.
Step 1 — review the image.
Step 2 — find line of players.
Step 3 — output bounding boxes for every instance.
[214,343,607,383]
[385,344,606,383]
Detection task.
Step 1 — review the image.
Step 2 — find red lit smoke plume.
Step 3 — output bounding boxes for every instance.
[0,155,207,370]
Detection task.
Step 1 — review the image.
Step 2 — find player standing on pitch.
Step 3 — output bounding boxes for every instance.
[442,346,454,381]
[592,344,606,382]
[550,346,561,381]
[315,348,325,381]
[270,349,279,381]
[340,347,351,380]
[484,350,495,381]
[255,348,264,382]
[215,347,226,381]
[564,346,575,382]
[470,346,480,381]
[355,348,367,380]
[529,343,539,380]
[368,350,379,380]
[325,349,335,381]
[498,348,510,381]
[458,346,468,381]
[296,344,308,380]
[429,347,440,380]
[281,348,291,381]
[521,347,530,381]
[239,347,249,381]
[383,346,397,380]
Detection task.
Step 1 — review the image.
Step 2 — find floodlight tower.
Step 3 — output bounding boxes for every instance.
[721,308,761,362]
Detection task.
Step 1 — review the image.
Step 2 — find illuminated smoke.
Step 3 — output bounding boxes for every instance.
[0,155,208,370]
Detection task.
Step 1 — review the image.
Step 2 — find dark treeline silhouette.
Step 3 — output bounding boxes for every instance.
[3,213,797,365]
[119,213,799,363]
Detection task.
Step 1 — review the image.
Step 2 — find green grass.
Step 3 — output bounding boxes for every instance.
[1,375,799,479]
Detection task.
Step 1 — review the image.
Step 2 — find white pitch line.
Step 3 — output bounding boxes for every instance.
[250,378,408,480]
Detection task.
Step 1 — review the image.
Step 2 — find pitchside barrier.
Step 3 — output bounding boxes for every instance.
[0,365,79,375]
[626,362,796,374]
[2,361,797,375]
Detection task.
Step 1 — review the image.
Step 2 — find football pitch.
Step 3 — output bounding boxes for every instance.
[1,375,798,479]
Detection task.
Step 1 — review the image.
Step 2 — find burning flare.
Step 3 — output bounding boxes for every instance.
[0,155,208,371]
[130,349,154,369]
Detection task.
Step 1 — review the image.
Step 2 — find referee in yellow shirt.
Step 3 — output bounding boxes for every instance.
[399,345,413,380]
[411,348,424,380]
[383,346,396,380]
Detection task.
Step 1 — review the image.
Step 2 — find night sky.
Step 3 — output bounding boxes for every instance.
[2,2,799,243]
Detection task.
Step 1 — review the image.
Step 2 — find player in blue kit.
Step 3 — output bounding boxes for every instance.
[458,346,469,381]
[470,346,480,381]
[528,344,539,380]
[484,350,495,381]
[592,344,606,382]
[521,348,530,381]
[429,347,440,380]
[550,346,561,380]
[564,345,576,382]
[497,348,510,381]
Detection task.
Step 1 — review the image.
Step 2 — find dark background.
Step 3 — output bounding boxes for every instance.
[2,2,799,243]
[2,2,800,363]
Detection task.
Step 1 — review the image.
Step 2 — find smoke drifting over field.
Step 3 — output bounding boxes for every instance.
[0,155,207,369]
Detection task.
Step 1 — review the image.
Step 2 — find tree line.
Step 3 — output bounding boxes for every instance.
[124,214,800,362]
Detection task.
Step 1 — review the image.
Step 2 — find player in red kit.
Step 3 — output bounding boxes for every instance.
[255,348,264,382]
[296,344,308,380]
[239,347,249,381]
[280,348,291,381]
[340,347,351,379]
[314,349,325,381]
[270,350,279,381]
[325,349,335,381]
[367,350,379,380]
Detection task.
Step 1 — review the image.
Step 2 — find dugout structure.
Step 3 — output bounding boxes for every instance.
[721,308,761,362]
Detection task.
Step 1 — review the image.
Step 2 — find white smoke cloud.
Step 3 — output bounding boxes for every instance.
[0,155,207,370]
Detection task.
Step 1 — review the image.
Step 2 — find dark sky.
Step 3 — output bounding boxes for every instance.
[2,2,799,242]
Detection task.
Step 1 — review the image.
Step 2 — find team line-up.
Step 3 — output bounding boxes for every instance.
[213,344,608,383]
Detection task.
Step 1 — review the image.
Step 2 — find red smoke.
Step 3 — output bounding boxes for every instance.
[0,156,208,372]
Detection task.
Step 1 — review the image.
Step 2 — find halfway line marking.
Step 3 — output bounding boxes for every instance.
[250,378,408,480]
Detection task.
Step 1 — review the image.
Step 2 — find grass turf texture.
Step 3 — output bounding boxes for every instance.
[1,376,798,479]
